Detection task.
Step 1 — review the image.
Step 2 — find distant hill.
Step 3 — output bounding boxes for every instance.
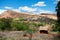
[0,10,57,20]
[40,13,57,20]
[0,10,31,18]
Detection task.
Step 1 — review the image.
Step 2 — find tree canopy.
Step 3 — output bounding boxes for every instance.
[53,1,60,32]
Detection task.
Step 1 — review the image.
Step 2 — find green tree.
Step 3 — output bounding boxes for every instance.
[1,18,12,31]
[56,1,60,32]
[0,19,4,31]
[53,1,60,40]
[53,1,60,32]
[11,21,29,31]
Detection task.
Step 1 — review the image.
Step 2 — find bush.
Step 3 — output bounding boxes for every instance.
[11,21,29,31]
[0,18,12,31]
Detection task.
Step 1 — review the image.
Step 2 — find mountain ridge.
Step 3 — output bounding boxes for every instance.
[0,10,57,20]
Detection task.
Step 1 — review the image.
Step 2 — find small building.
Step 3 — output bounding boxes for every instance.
[39,25,52,34]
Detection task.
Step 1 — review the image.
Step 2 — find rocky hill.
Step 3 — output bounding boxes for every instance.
[0,10,57,20]
[0,10,31,18]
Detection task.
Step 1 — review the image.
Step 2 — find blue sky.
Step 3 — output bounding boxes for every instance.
[0,0,59,14]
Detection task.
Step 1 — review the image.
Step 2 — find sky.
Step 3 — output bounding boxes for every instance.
[0,0,59,14]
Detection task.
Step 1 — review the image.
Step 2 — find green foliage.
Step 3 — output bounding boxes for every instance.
[4,18,12,31]
[37,23,44,27]
[0,18,12,31]
[0,17,44,32]
[53,21,58,32]
[53,1,60,32]
[11,21,29,31]
[23,22,39,40]
[0,19,4,31]
[19,18,27,21]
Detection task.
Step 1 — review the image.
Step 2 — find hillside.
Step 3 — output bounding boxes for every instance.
[0,10,57,20]
[0,10,57,34]
[0,10,31,18]
[40,13,57,20]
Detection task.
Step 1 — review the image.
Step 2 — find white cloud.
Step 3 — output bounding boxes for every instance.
[39,10,54,14]
[4,6,20,12]
[1,6,55,14]
[0,9,55,14]
[32,2,46,6]
[12,9,20,12]
[19,6,37,12]
[4,6,37,13]
[4,6,13,9]
[0,9,6,14]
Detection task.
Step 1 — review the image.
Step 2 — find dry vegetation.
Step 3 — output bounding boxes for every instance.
[0,10,58,40]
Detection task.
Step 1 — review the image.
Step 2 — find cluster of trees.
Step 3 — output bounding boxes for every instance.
[0,18,44,31]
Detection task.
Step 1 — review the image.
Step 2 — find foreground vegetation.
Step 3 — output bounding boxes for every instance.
[0,18,45,40]
[0,18,44,31]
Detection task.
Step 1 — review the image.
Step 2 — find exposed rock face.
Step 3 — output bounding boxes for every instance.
[40,13,57,20]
